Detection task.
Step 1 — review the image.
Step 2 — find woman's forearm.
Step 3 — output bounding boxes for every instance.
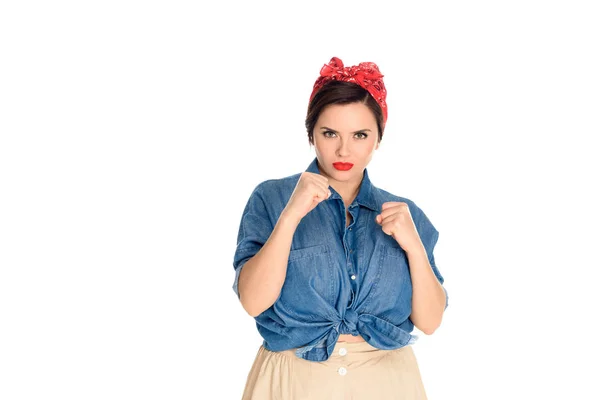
[238,212,300,317]
[406,245,447,334]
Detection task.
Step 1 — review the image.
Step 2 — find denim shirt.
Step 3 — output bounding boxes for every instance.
[232,157,448,362]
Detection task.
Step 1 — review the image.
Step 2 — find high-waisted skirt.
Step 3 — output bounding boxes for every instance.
[241,340,428,400]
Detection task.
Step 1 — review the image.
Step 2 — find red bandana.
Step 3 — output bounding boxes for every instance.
[309,57,388,124]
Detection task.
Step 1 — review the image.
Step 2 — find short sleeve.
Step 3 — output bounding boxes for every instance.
[232,184,273,299]
[413,203,449,310]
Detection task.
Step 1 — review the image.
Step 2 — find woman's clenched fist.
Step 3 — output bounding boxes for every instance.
[282,172,331,223]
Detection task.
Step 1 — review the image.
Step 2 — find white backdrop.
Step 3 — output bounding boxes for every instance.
[1,1,599,399]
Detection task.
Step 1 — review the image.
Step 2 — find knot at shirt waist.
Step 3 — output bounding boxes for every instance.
[338,308,359,335]
[288,312,418,362]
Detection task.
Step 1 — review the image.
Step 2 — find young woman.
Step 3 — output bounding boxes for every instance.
[232,56,448,399]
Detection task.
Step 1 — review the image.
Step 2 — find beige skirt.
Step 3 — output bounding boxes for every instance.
[241,340,428,400]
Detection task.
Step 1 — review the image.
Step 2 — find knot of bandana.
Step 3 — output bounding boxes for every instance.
[309,57,388,124]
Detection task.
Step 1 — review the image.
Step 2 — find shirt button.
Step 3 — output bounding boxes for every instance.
[351,275,356,280]
[339,347,347,356]
[349,249,353,253]
[338,367,347,376]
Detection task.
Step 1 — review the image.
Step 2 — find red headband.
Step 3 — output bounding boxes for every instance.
[309,57,388,124]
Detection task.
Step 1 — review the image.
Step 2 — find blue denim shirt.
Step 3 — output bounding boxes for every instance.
[232,157,448,362]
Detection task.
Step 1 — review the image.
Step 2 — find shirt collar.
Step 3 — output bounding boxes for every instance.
[304,157,378,211]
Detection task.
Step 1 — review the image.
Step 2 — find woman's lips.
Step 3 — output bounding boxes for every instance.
[333,162,354,171]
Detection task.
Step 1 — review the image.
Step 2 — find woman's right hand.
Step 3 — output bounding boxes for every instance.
[282,172,331,223]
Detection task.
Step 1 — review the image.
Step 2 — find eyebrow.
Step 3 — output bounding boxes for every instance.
[319,126,372,134]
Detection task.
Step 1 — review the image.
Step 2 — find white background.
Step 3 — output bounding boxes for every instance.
[1,1,599,399]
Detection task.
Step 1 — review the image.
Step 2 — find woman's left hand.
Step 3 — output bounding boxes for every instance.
[375,202,423,253]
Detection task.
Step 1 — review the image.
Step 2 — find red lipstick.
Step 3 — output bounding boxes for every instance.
[333,162,354,171]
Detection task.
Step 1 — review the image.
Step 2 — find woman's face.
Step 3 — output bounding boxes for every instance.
[313,102,380,185]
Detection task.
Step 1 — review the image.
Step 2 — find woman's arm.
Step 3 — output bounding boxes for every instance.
[405,245,447,334]
[237,211,300,317]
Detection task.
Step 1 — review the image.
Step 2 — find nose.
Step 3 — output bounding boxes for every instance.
[336,138,350,157]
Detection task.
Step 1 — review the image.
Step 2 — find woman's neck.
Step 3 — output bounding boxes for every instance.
[330,180,360,208]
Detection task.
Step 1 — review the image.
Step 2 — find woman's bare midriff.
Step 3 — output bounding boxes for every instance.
[338,334,366,343]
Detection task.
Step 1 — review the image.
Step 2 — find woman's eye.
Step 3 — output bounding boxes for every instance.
[322,131,367,139]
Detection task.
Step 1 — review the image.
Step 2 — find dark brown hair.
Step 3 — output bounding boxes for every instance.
[305,81,385,146]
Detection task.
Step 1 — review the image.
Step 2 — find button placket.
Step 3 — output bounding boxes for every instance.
[346,218,356,276]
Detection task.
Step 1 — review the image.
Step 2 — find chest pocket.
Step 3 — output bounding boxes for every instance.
[278,244,335,319]
[368,241,412,306]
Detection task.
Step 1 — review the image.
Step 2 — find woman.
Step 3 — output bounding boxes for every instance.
[232,56,448,399]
